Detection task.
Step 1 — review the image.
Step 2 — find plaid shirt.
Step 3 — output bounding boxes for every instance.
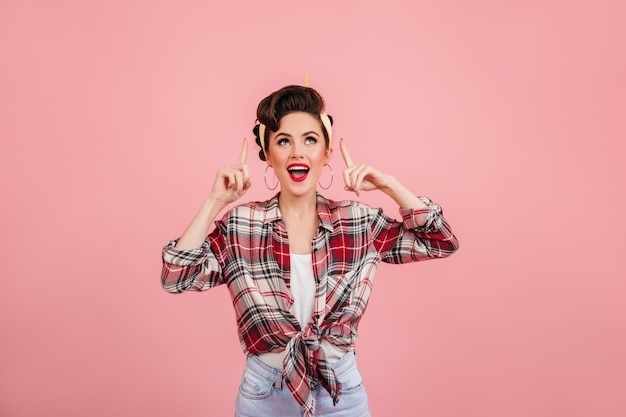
[161,193,458,416]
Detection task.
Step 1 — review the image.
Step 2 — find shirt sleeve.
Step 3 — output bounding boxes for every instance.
[372,196,459,263]
[160,219,228,293]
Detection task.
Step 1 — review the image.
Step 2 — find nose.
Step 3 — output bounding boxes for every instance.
[290,140,304,158]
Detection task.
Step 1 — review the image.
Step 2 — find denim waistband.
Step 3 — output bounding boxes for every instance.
[246,350,357,390]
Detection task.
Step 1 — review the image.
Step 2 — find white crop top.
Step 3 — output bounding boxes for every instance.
[289,253,316,328]
[256,253,349,369]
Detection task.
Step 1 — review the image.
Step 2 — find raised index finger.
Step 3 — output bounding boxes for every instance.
[340,138,354,167]
[238,138,248,165]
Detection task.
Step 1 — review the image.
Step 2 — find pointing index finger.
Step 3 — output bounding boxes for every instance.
[238,138,248,165]
[340,138,354,167]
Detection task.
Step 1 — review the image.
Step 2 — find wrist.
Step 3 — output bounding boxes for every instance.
[201,194,228,218]
[205,191,228,207]
[378,175,398,195]
[380,176,427,210]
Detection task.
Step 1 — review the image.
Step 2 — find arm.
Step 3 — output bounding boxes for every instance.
[161,222,227,293]
[371,198,459,263]
[161,139,252,292]
[175,139,251,249]
[340,138,425,207]
[377,175,427,218]
[340,139,459,260]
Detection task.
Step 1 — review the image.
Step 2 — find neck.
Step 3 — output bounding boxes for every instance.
[278,190,317,218]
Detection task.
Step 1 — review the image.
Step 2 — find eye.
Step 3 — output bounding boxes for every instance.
[277,138,290,146]
[305,136,318,144]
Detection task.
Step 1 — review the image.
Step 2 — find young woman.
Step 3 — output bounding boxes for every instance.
[161,85,459,417]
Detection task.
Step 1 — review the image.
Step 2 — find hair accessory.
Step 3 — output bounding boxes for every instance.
[320,112,333,150]
[264,165,279,190]
[258,123,267,156]
[318,163,333,190]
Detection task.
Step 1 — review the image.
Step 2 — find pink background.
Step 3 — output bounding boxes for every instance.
[1,1,625,416]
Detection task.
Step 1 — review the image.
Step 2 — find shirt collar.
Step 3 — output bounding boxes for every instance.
[262,192,334,233]
[262,193,282,224]
[316,193,334,232]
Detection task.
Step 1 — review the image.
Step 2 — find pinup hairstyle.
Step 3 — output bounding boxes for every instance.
[253,85,333,161]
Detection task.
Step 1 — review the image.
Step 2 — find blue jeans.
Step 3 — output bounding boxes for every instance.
[235,351,371,417]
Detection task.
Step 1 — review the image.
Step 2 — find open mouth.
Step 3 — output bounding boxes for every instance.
[287,164,310,182]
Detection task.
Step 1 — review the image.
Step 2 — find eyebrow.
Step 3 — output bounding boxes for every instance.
[275,131,320,138]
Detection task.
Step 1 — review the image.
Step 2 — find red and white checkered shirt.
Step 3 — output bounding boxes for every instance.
[161,193,458,416]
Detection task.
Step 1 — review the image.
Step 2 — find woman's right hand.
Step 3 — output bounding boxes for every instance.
[174,139,251,250]
[208,138,252,205]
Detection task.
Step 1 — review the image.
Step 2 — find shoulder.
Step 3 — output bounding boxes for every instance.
[225,199,273,218]
[223,198,278,222]
[319,194,382,220]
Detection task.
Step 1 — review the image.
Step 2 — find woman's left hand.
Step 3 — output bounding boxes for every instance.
[340,138,390,196]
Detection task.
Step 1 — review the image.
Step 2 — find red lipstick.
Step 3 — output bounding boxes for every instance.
[287,163,310,182]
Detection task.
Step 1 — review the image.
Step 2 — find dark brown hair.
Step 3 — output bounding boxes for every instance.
[252,85,333,161]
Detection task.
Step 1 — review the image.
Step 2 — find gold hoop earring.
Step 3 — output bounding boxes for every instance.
[264,165,279,190]
[318,163,333,190]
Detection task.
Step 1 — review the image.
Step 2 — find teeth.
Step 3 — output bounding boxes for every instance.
[288,166,309,171]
